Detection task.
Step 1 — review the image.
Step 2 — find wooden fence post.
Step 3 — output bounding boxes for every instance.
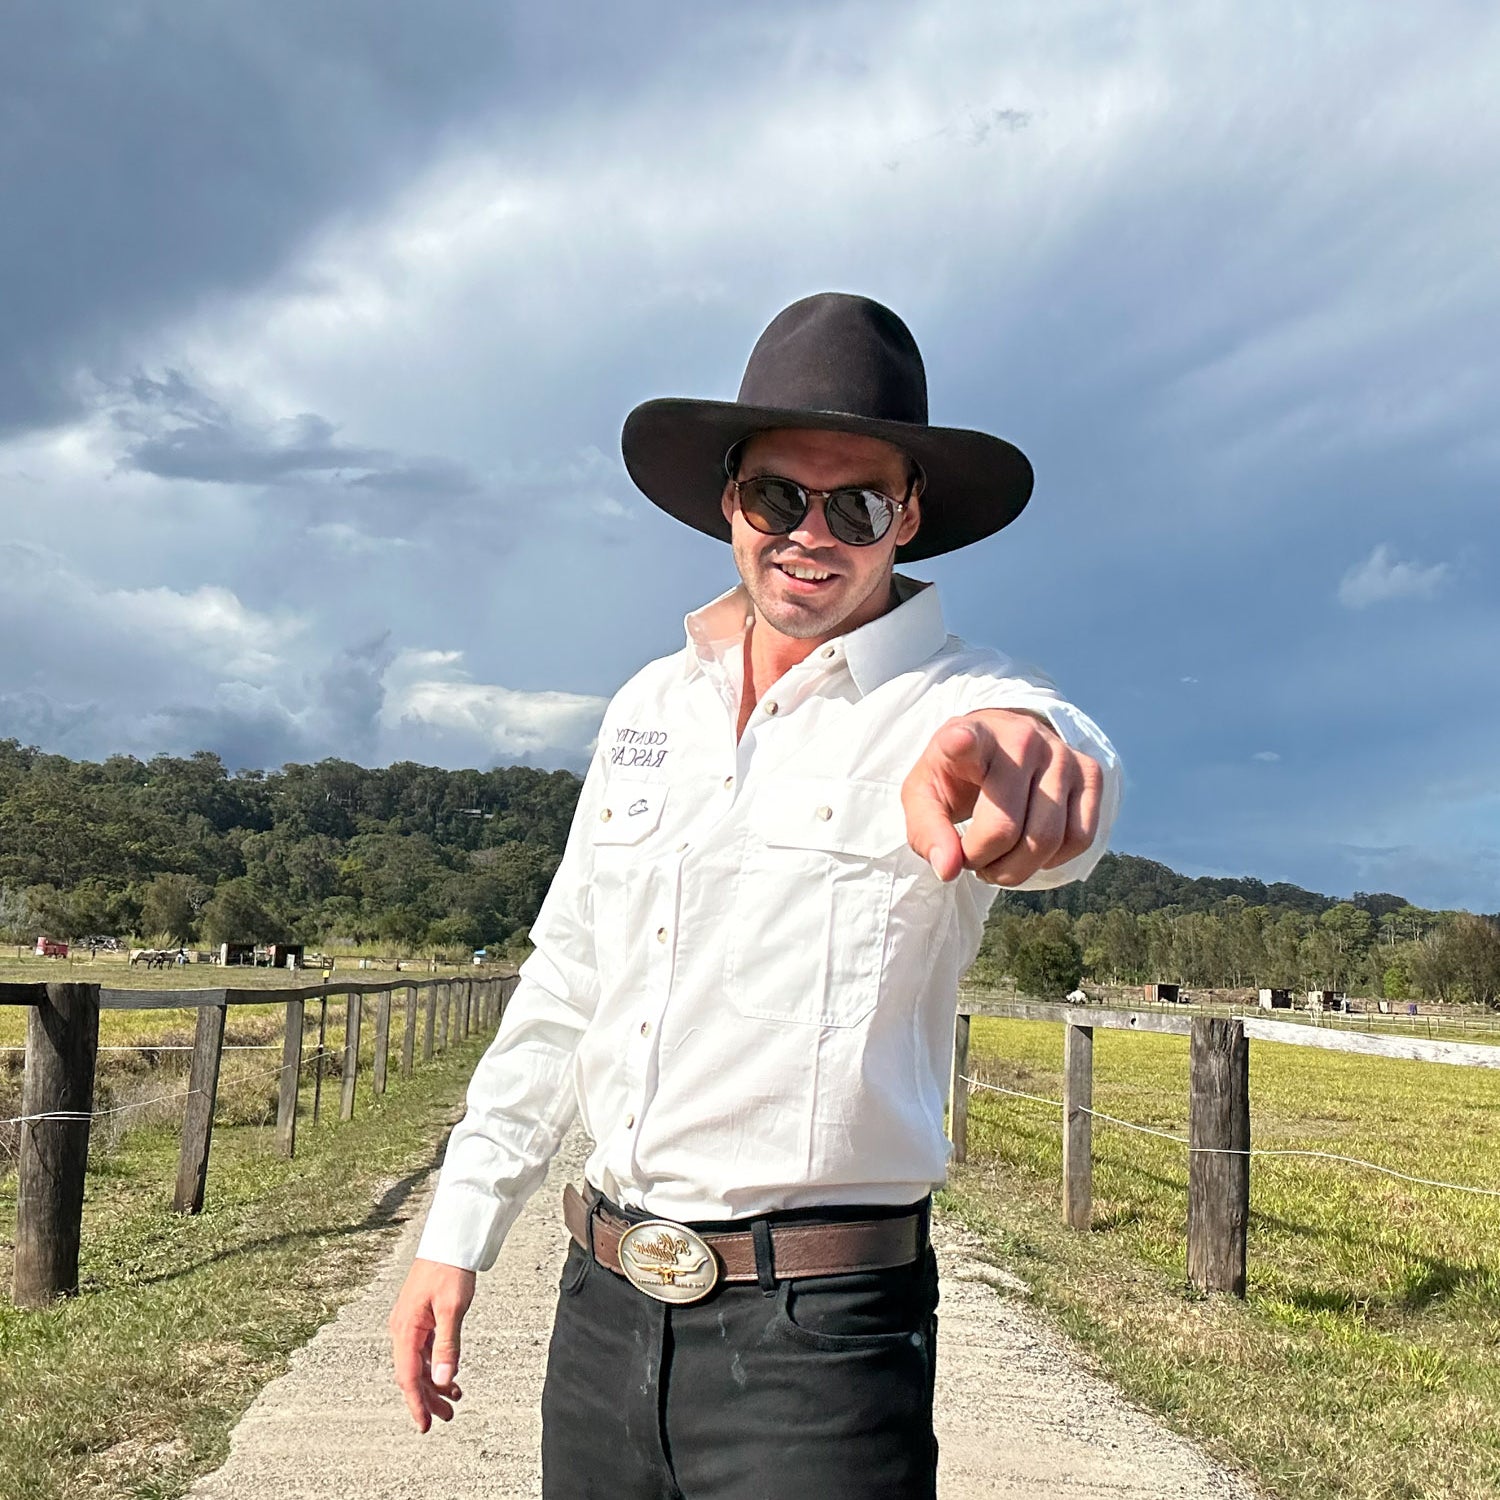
[340,994,363,1121]
[14,982,100,1306]
[173,1001,227,1214]
[948,1011,971,1165]
[1187,1017,1250,1297]
[373,991,392,1096]
[401,984,417,1079]
[1063,1022,1094,1230]
[464,979,474,1037]
[276,998,304,1158]
[438,984,451,1053]
[423,984,437,1062]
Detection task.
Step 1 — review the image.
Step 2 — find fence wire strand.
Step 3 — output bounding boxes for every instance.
[960,1074,1500,1200]
[1,1041,341,1129]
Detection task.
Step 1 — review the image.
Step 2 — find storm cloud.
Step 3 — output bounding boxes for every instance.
[1,1,1496,909]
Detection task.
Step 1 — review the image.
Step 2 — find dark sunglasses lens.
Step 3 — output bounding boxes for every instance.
[826,489,893,546]
[740,477,807,535]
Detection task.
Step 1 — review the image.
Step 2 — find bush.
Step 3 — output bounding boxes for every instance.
[1011,930,1084,996]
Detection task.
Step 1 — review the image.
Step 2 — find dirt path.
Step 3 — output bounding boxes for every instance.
[187,1130,1260,1499]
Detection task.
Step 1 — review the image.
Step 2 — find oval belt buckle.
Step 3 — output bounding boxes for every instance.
[617,1218,720,1305]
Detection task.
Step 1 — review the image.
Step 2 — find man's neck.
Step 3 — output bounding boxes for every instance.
[735,581,902,740]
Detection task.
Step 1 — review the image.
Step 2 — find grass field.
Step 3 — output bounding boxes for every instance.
[0,994,495,1500]
[940,1017,1500,1500]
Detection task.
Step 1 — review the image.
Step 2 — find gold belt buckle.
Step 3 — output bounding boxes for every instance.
[617,1218,720,1304]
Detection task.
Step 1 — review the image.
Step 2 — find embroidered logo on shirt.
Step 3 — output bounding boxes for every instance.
[627,798,650,816]
[610,726,670,769]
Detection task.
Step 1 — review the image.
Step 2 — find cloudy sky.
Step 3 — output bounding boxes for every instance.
[2,2,1496,911]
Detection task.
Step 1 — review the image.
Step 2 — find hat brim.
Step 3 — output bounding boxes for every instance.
[621,398,1033,563]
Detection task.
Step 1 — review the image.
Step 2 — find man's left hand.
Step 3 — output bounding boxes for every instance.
[902,710,1105,886]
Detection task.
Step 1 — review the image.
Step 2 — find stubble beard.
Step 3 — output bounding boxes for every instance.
[734,535,893,643]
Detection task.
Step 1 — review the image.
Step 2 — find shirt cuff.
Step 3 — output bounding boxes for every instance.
[415,1183,529,1272]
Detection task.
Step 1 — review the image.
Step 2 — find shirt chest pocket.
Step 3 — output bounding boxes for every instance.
[725,778,908,1028]
[590,782,667,975]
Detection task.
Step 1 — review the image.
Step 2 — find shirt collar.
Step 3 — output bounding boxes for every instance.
[682,574,945,695]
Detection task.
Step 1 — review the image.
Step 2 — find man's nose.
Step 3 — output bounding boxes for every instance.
[786,495,838,549]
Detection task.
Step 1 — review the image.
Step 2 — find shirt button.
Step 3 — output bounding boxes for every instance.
[723,775,734,789]
[599,808,612,822]
[676,842,689,853]
[815,805,833,821]
[821,645,837,659]
[639,1021,651,1037]
[764,700,779,715]
[656,926,669,943]
[625,1112,635,1129]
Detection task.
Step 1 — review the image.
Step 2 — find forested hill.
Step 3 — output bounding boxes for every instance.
[993,851,1412,921]
[0,738,1471,966]
[0,741,581,953]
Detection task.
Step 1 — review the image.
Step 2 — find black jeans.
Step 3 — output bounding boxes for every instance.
[540,1197,939,1500]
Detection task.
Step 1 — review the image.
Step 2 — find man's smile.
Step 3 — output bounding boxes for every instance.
[772,559,839,590]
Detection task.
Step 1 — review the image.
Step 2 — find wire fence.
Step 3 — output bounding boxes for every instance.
[1,1046,331,1130]
[960,1072,1500,1200]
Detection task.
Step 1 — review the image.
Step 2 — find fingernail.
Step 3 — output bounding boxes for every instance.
[433,1362,454,1384]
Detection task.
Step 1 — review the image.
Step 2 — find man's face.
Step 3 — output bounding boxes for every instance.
[719,428,922,645]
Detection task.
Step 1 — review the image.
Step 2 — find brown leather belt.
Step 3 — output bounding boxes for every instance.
[563,1183,922,1285]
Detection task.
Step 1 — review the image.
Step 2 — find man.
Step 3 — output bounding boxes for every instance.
[390,293,1121,1497]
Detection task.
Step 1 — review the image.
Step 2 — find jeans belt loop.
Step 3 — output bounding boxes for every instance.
[751,1217,776,1294]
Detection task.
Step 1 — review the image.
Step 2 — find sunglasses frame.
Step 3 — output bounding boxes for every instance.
[723,446,922,549]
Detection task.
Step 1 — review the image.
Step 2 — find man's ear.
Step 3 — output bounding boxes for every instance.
[721,484,736,528]
[896,490,921,547]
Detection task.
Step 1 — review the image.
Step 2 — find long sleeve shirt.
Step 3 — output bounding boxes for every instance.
[417,577,1121,1270]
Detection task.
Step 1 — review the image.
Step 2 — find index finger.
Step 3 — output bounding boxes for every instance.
[902,719,998,881]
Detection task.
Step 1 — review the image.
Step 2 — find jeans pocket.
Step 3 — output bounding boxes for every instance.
[770,1272,932,1353]
[558,1238,592,1296]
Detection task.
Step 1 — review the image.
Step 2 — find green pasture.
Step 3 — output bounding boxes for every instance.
[942,1017,1500,1500]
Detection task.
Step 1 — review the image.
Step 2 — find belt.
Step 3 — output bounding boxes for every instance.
[563,1183,922,1301]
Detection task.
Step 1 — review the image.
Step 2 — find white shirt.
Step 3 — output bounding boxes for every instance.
[417,578,1121,1270]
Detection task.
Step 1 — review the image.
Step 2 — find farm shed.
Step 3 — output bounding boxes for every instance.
[1258,988,1293,1009]
[1306,989,1347,1011]
[1142,982,1182,1005]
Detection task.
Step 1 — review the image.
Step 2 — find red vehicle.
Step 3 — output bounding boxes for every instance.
[34,936,69,958]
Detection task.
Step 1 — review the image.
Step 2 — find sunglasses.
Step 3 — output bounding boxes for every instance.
[726,465,917,548]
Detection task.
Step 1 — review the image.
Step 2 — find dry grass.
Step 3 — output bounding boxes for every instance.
[939,1017,1500,1500]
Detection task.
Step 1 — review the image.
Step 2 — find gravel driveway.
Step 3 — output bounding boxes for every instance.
[188,1129,1261,1499]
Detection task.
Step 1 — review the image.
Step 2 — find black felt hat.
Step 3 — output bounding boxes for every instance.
[621,292,1033,562]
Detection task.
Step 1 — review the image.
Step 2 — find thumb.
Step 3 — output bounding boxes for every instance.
[905,791,965,883]
[431,1316,462,1388]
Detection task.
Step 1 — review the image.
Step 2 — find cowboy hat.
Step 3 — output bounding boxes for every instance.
[620,292,1033,562]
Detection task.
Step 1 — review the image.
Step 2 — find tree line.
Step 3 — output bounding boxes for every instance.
[2,740,1497,1001]
[0,741,578,956]
[972,853,1500,1007]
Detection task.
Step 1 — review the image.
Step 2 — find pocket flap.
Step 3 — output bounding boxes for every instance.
[754,778,908,859]
[592,781,668,846]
